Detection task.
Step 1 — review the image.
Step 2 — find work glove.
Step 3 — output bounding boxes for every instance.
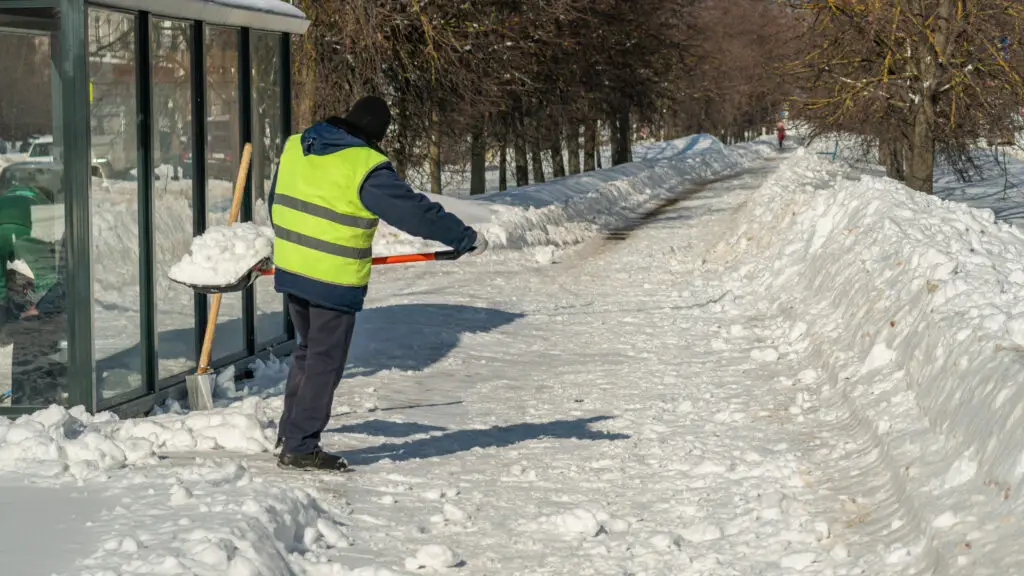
[465,233,488,257]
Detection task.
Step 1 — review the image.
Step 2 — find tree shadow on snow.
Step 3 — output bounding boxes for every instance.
[341,415,629,466]
[94,303,523,389]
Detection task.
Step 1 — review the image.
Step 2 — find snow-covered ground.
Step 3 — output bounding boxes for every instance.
[8,133,1024,574]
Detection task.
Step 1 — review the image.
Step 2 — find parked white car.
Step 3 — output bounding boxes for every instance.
[25,135,54,163]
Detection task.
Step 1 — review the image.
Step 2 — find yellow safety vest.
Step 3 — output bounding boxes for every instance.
[271,136,387,287]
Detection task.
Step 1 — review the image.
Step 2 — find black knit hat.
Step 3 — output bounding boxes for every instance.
[343,96,391,144]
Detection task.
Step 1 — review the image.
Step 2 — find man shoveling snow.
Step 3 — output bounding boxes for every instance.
[269,96,487,472]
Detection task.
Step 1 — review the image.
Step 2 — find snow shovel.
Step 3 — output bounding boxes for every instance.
[177,249,469,295]
[186,143,253,411]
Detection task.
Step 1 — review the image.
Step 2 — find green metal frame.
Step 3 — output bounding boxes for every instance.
[240,27,256,357]
[0,0,300,418]
[62,0,96,414]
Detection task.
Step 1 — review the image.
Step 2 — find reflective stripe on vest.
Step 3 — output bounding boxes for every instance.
[271,136,387,287]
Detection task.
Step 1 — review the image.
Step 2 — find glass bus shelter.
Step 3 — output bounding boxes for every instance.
[0,0,308,416]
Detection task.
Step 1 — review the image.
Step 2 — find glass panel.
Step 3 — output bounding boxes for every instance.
[204,26,243,360]
[89,9,142,400]
[0,8,68,407]
[252,31,284,347]
[152,18,196,379]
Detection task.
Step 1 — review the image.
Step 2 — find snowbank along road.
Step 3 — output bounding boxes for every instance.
[4,139,1024,575]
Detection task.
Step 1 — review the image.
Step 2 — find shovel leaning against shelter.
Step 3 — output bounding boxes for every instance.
[185,142,253,411]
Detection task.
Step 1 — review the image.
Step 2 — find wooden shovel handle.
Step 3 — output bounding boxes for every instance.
[198,143,253,371]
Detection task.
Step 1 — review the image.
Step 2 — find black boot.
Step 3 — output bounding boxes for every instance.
[278,447,349,471]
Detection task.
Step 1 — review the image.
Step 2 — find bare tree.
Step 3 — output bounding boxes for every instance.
[787,0,1024,193]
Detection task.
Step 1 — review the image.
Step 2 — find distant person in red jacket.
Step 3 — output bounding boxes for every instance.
[776,122,786,149]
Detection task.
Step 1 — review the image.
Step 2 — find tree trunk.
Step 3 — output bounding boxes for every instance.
[429,108,442,195]
[470,125,486,196]
[532,130,548,183]
[514,121,529,186]
[626,118,633,163]
[393,116,408,180]
[549,129,566,179]
[905,101,935,194]
[499,140,508,192]
[393,155,407,181]
[611,109,631,166]
[530,133,546,183]
[566,124,581,175]
[583,120,596,172]
[595,120,603,169]
[294,34,316,130]
[879,137,905,182]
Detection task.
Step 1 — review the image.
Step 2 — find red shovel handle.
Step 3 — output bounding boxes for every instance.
[259,249,462,276]
[372,252,438,265]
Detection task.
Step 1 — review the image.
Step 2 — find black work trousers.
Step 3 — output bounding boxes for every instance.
[279,295,357,454]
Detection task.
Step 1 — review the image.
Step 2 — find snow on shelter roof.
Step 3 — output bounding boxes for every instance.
[92,0,309,34]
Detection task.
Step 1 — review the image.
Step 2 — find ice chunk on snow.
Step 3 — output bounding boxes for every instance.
[932,511,958,528]
[860,343,894,375]
[648,532,681,550]
[406,544,460,570]
[944,454,977,488]
[316,518,352,548]
[781,552,818,570]
[1005,314,1024,347]
[751,348,780,362]
[797,369,818,384]
[168,222,274,287]
[443,502,471,524]
[169,484,194,505]
[680,522,723,542]
[831,543,850,560]
[543,508,602,537]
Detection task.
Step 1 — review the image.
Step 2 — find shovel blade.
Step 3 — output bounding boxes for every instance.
[185,373,215,411]
[169,257,271,295]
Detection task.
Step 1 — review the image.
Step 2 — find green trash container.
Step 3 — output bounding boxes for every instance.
[0,185,50,318]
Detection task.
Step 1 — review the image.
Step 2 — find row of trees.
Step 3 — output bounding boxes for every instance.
[13,1,1012,197]
[786,1,1024,193]
[291,0,794,195]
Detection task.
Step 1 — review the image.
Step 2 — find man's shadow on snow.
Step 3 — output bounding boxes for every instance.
[94,303,523,389]
[338,415,629,466]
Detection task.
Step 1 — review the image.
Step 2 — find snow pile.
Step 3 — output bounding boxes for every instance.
[382,135,775,255]
[475,136,773,250]
[371,194,508,256]
[0,397,277,481]
[115,396,277,453]
[168,222,274,287]
[78,470,364,576]
[720,149,1024,492]
[0,405,157,481]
